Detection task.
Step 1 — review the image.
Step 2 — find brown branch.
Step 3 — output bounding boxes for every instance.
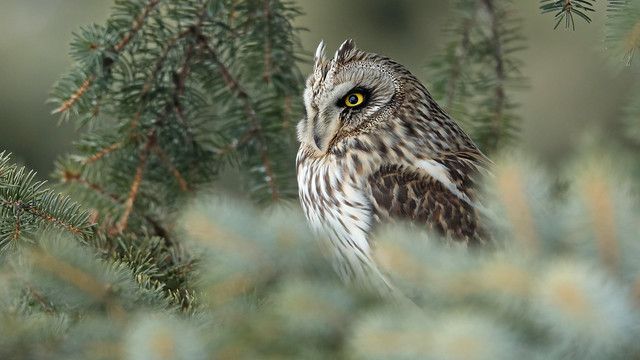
[62,170,121,203]
[12,212,21,241]
[199,38,280,201]
[445,12,477,111]
[481,0,507,152]
[82,142,123,165]
[113,132,155,234]
[262,0,272,83]
[28,286,55,314]
[171,26,200,132]
[53,76,95,114]
[152,145,190,192]
[20,202,89,238]
[0,198,91,239]
[114,0,161,52]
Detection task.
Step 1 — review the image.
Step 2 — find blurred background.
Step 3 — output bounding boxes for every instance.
[0,0,636,176]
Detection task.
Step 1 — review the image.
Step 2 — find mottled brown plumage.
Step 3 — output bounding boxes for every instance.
[296,39,489,290]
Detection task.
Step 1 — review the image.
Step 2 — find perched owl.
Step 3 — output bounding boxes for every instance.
[296,39,489,291]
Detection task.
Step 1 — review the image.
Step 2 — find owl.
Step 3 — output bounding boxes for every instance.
[296,39,489,292]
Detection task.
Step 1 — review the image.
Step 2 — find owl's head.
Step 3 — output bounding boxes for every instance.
[297,39,416,156]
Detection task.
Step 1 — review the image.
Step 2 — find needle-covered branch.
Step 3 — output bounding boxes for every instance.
[428,0,526,155]
[0,152,94,248]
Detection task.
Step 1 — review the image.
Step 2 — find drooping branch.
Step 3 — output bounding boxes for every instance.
[199,36,281,201]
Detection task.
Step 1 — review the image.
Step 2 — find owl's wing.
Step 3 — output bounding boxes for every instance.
[366,152,488,244]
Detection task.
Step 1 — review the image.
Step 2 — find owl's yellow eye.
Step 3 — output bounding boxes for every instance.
[344,92,365,107]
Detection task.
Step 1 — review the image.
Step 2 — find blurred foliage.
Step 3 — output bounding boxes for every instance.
[1,152,640,358]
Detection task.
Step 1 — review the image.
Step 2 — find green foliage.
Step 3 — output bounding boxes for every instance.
[428,0,526,155]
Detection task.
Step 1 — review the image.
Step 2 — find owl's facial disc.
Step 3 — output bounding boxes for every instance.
[297,39,400,155]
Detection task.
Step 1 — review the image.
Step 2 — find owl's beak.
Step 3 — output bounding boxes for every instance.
[310,114,340,154]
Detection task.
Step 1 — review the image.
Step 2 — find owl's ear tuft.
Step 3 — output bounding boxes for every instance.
[334,39,356,64]
[314,40,326,68]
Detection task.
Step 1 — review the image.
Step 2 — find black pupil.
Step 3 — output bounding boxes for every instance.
[348,94,359,104]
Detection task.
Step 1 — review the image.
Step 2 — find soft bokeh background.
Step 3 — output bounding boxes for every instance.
[1,0,636,176]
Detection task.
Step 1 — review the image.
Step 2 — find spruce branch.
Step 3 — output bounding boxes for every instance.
[0,152,93,248]
[45,0,304,311]
[199,36,281,201]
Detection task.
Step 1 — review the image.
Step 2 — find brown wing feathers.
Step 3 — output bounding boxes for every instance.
[367,164,485,244]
